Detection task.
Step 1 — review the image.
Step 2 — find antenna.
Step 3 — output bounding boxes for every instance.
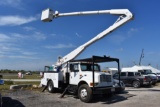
[139,49,144,65]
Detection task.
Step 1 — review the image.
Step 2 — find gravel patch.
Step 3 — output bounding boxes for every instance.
[1,86,160,107]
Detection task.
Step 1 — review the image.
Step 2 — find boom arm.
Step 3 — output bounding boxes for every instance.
[41,8,133,66]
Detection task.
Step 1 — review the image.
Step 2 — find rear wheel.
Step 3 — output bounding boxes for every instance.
[132,81,140,88]
[78,84,92,103]
[47,81,56,93]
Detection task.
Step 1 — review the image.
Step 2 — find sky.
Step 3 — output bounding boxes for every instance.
[0,0,160,71]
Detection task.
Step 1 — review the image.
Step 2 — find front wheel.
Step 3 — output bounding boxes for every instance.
[132,81,140,88]
[78,84,92,103]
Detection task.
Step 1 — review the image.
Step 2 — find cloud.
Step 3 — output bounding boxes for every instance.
[0,15,37,26]
[51,34,56,37]
[8,55,38,59]
[0,44,38,59]
[0,0,22,7]
[44,43,76,49]
[0,45,38,59]
[23,26,36,31]
[109,34,126,44]
[21,52,37,56]
[33,32,46,40]
[127,28,138,36]
[146,52,155,55]
[0,32,46,60]
[116,48,124,52]
[76,33,82,38]
[11,33,27,39]
[0,42,21,56]
[108,28,139,44]
[0,33,11,41]
[0,55,38,59]
[10,32,46,41]
[1,46,20,52]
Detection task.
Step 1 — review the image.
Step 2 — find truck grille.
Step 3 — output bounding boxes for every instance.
[100,75,111,82]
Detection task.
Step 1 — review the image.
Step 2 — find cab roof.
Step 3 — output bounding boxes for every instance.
[69,55,119,63]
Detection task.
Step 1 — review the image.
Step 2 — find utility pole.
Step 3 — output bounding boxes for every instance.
[139,49,144,65]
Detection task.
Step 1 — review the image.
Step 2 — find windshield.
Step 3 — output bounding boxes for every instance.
[157,73,160,75]
[150,73,157,75]
[80,63,100,71]
[141,69,152,75]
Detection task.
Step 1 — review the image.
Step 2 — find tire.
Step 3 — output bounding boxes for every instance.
[132,81,140,88]
[78,84,92,103]
[47,81,56,93]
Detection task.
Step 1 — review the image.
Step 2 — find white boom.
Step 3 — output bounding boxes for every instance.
[41,8,133,66]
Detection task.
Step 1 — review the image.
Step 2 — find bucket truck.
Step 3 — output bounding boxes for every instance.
[40,8,133,103]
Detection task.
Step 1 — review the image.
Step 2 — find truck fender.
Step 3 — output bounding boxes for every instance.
[131,78,140,83]
[47,79,52,85]
[78,81,88,88]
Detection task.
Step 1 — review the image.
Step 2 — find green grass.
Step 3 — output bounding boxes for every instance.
[0,84,10,90]
[0,73,41,93]
[2,74,41,79]
[0,81,40,91]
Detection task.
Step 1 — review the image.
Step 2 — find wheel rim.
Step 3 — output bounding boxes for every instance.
[48,83,52,91]
[80,88,88,99]
[134,82,139,87]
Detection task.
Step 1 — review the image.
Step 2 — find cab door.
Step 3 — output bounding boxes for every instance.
[69,64,80,85]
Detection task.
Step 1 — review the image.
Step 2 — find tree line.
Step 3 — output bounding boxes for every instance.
[0,69,40,74]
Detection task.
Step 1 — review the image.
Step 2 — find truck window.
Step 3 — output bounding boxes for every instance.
[80,63,100,71]
[144,69,152,74]
[135,72,141,76]
[121,72,127,76]
[138,70,144,74]
[81,65,87,71]
[91,65,99,71]
[139,70,152,75]
[72,64,79,72]
[128,72,134,76]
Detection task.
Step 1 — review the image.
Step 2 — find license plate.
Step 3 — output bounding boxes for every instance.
[111,88,115,92]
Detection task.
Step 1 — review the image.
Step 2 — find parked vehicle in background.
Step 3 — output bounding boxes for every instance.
[0,80,4,85]
[113,79,125,93]
[137,69,158,85]
[155,73,160,81]
[113,71,152,88]
[107,68,118,75]
[0,75,4,85]
[122,66,158,85]
[26,72,32,75]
